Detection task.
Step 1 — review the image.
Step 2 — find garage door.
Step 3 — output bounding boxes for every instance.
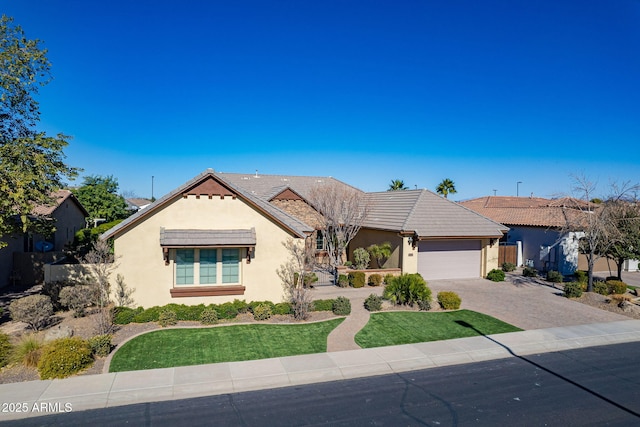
[418,240,481,280]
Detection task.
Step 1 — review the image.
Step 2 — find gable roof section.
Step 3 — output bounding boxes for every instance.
[32,190,89,217]
[460,196,591,228]
[101,170,313,240]
[363,190,508,238]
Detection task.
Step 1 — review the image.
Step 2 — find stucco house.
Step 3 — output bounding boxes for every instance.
[0,190,89,288]
[460,196,615,276]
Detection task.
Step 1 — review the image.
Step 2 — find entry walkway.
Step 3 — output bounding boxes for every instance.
[2,320,640,421]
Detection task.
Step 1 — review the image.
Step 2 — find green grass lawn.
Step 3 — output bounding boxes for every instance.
[109,318,344,372]
[355,310,522,348]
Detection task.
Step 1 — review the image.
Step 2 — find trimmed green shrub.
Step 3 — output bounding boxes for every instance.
[563,282,583,298]
[41,280,72,311]
[273,302,293,315]
[252,303,273,321]
[158,309,178,327]
[88,334,113,357]
[368,274,383,287]
[501,262,516,272]
[113,306,144,325]
[200,308,219,325]
[312,299,334,312]
[133,306,162,323]
[546,270,563,283]
[0,333,11,368]
[349,272,366,288]
[523,266,537,277]
[215,302,240,320]
[9,334,42,368]
[486,269,505,282]
[37,337,93,379]
[332,296,351,315]
[163,303,206,321]
[353,248,370,270]
[593,280,608,295]
[574,270,588,284]
[364,294,383,312]
[437,291,461,310]
[59,285,96,317]
[383,274,432,307]
[9,294,53,331]
[337,274,349,288]
[417,299,431,311]
[249,300,276,314]
[384,274,395,285]
[607,280,628,295]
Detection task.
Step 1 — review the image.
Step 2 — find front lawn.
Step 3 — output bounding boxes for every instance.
[109,318,344,372]
[355,310,522,348]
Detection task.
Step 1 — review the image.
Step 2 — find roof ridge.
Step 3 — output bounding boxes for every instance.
[401,190,426,231]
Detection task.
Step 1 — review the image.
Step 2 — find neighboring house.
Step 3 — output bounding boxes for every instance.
[0,190,89,288]
[125,198,152,212]
[460,196,615,276]
[101,170,313,308]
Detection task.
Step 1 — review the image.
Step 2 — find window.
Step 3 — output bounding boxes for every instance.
[316,230,324,251]
[176,249,195,285]
[174,248,241,286]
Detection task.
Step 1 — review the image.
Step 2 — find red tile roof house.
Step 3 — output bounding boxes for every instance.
[0,190,89,288]
[460,196,616,276]
[100,170,508,308]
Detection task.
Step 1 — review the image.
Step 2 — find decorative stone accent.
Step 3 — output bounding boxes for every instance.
[44,325,74,342]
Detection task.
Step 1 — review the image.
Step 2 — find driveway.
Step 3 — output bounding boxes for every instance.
[427,274,629,330]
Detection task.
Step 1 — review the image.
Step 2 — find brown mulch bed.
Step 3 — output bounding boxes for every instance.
[0,308,339,384]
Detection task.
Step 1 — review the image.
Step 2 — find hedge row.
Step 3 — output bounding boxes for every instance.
[113,298,338,325]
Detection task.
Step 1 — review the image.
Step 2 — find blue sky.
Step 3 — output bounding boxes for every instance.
[4,0,639,200]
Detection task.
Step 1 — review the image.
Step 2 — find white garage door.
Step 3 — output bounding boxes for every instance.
[418,240,481,280]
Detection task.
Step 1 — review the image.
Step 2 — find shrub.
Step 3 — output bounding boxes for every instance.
[593,280,608,295]
[437,291,462,310]
[249,300,276,314]
[368,274,383,287]
[59,285,96,317]
[349,272,366,288]
[273,302,293,315]
[501,262,516,272]
[332,296,351,315]
[486,269,505,282]
[0,333,11,368]
[215,302,240,319]
[353,248,370,270]
[9,335,42,368]
[312,299,334,312]
[113,306,143,325]
[294,272,319,287]
[42,280,71,311]
[574,270,588,284]
[37,337,93,379]
[383,274,432,307]
[384,274,395,285]
[88,334,113,357]
[252,303,273,321]
[563,282,583,298]
[546,270,563,283]
[200,307,219,325]
[607,280,628,295]
[417,299,431,311]
[609,294,632,306]
[9,294,53,331]
[523,266,537,277]
[164,303,205,321]
[133,306,162,323]
[158,309,178,327]
[337,274,349,288]
[364,294,383,312]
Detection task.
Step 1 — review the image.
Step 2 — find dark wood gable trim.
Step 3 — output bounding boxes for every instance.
[270,188,304,202]
[183,176,237,199]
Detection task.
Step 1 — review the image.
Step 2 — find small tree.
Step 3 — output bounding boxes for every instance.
[83,239,117,334]
[353,247,370,269]
[9,295,53,331]
[277,238,314,320]
[436,178,457,198]
[600,200,640,280]
[367,242,392,269]
[114,274,135,308]
[308,182,371,284]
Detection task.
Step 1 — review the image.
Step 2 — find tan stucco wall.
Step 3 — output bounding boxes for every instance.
[400,236,419,274]
[51,198,87,250]
[482,238,500,277]
[349,229,403,269]
[112,195,301,308]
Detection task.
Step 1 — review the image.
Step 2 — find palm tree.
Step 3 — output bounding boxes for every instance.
[388,179,408,191]
[436,178,457,198]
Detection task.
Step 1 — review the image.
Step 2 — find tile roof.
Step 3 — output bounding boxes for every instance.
[101,170,313,240]
[160,228,256,247]
[460,196,591,228]
[32,190,89,217]
[364,190,508,238]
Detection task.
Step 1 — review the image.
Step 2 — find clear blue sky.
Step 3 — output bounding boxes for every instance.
[4,0,640,200]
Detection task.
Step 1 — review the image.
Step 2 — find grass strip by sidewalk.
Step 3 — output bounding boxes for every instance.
[109,318,344,372]
[355,310,522,348]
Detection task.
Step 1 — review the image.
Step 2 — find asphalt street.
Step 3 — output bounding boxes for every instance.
[6,341,640,426]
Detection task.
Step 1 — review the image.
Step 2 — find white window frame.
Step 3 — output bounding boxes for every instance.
[173,248,243,286]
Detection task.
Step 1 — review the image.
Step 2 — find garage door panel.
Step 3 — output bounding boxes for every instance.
[418,240,481,280]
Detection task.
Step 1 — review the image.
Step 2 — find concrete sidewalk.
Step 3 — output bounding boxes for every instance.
[2,319,640,421]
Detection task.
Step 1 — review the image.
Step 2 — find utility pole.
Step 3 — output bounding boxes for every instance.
[151,176,155,201]
[517,181,522,197]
